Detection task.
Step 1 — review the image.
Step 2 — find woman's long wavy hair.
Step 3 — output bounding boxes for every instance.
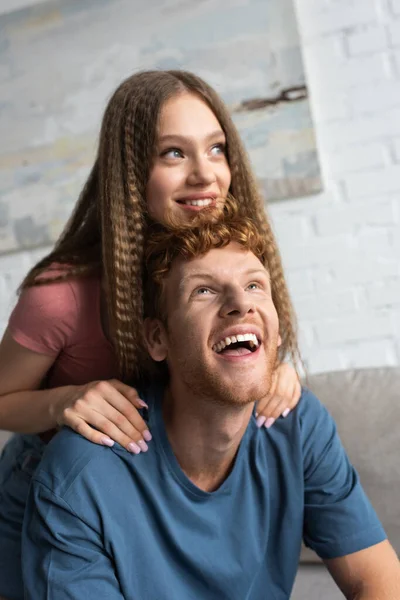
[20,70,299,381]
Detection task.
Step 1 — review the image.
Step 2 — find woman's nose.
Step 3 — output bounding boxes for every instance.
[187,156,216,186]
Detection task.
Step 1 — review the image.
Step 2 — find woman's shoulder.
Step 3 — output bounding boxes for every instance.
[18,269,100,313]
[8,272,102,355]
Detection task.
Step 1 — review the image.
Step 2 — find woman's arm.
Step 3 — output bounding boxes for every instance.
[255,362,301,428]
[0,329,151,451]
[0,328,69,433]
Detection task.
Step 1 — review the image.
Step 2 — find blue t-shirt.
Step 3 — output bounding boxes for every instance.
[22,388,386,599]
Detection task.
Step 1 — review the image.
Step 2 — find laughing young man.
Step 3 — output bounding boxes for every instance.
[22,211,400,599]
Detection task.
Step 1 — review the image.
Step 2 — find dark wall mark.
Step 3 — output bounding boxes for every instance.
[232,85,308,113]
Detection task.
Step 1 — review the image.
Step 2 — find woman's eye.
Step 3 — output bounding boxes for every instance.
[247,283,260,291]
[210,143,226,156]
[162,148,183,159]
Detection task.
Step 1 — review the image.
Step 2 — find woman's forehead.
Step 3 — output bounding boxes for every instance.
[157,93,223,138]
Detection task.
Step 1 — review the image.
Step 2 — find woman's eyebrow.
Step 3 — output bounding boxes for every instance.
[158,130,225,144]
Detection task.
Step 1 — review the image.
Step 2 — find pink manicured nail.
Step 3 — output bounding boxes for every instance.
[265,417,275,429]
[143,429,152,442]
[282,408,291,418]
[138,440,148,452]
[101,437,115,447]
[256,416,267,428]
[127,442,141,454]
[138,399,148,408]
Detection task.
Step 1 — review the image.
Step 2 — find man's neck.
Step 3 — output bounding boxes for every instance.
[162,379,254,493]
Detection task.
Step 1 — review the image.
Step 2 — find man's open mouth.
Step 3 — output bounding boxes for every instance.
[212,333,260,356]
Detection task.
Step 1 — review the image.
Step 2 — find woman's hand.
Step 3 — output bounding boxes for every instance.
[255,363,301,429]
[53,379,152,454]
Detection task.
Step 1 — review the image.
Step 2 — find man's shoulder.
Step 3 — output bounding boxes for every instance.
[296,386,336,437]
[33,382,163,500]
[298,386,327,417]
[276,386,330,430]
[33,427,122,498]
[264,386,335,454]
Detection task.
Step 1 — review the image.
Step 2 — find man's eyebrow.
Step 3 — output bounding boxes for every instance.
[178,273,216,292]
[178,268,270,291]
[246,268,271,281]
[158,130,226,145]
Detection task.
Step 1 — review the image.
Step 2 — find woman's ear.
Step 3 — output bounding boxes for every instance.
[143,318,168,362]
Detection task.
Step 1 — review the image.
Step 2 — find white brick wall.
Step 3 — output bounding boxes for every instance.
[268,0,400,373]
[0,0,399,375]
[347,25,388,55]
[0,247,50,334]
[393,137,400,161]
[388,15,400,44]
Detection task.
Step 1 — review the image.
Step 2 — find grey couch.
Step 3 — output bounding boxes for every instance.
[292,367,400,599]
[1,367,399,598]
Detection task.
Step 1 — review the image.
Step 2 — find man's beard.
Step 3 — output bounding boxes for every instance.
[167,334,278,408]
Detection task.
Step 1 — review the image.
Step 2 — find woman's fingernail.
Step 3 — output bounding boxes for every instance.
[101,437,115,447]
[138,440,149,452]
[256,415,267,428]
[265,417,275,429]
[138,399,148,408]
[282,408,291,418]
[127,442,141,454]
[143,429,152,442]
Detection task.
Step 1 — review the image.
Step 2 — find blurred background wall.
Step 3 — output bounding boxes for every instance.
[0,0,399,374]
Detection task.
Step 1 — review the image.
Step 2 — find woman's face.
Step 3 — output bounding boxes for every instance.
[146,92,232,224]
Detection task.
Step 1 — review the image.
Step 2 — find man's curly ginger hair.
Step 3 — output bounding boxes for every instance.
[143,196,300,371]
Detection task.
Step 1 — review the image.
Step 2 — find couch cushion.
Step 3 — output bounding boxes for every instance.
[300,366,400,562]
[292,564,342,599]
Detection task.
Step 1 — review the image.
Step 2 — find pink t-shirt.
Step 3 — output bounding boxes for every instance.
[8,275,118,387]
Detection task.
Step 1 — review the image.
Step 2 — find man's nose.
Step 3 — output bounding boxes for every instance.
[187,155,216,186]
[219,289,255,318]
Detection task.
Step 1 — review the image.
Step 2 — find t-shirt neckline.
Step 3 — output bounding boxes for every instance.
[150,383,254,499]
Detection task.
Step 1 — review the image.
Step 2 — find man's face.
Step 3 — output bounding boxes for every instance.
[145,243,280,407]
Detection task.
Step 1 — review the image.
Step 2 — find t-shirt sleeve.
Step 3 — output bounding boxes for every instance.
[8,281,78,356]
[22,479,124,599]
[300,388,387,559]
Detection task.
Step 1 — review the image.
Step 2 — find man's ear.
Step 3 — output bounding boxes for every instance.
[143,318,168,362]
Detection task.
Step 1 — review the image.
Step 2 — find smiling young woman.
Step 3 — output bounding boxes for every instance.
[146,93,231,221]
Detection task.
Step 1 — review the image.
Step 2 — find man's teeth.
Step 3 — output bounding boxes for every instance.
[182,198,213,207]
[212,333,259,353]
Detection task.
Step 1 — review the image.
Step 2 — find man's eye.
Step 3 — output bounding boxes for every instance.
[195,287,211,295]
[161,148,183,159]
